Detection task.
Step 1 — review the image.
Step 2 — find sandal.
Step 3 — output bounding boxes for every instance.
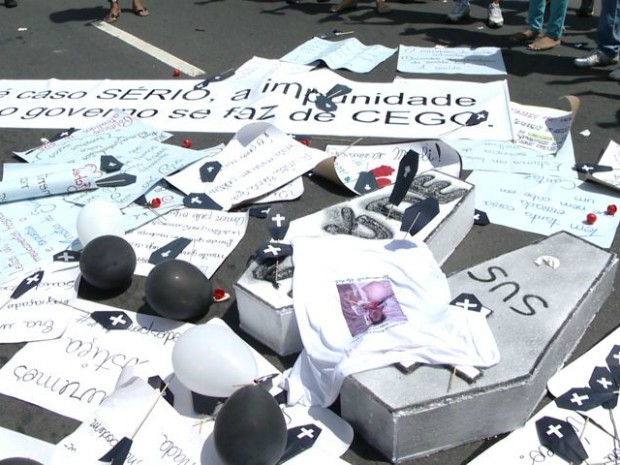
[330,0,358,13]
[133,7,149,16]
[510,30,539,44]
[528,35,560,51]
[376,0,390,13]
[104,11,120,23]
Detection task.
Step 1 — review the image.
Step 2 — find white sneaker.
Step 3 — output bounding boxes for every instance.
[447,0,470,22]
[487,2,504,28]
[574,51,619,68]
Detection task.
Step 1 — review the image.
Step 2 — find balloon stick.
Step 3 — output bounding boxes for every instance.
[402,211,421,240]
[447,366,457,393]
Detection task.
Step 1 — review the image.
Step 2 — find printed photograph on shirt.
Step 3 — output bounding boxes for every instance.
[336,277,406,337]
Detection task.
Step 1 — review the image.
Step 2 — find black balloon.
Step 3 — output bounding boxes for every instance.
[79,235,136,290]
[145,259,212,321]
[0,459,44,465]
[214,385,287,465]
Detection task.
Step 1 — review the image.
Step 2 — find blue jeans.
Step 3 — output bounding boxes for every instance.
[597,0,620,58]
[528,0,569,39]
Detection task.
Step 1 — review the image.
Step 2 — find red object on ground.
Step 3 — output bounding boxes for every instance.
[586,213,597,224]
[607,204,617,216]
[182,139,192,148]
[213,288,230,302]
[172,69,181,77]
[149,198,162,208]
[300,138,311,146]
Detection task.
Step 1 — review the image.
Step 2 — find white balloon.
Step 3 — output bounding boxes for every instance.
[76,200,125,246]
[172,323,258,397]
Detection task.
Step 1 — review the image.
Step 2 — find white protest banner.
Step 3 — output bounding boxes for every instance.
[0,63,514,140]
[0,263,79,343]
[547,325,620,437]
[281,37,396,73]
[448,135,576,177]
[0,300,192,421]
[467,171,620,248]
[0,196,81,285]
[0,426,54,462]
[324,140,461,193]
[587,139,620,192]
[397,46,506,76]
[468,401,616,465]
[52,377,204,465]
[511,99,577,154]
[126,209,248,278]
[167,123,331,210]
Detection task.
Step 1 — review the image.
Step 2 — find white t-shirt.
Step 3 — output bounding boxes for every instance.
[281,235,500,407]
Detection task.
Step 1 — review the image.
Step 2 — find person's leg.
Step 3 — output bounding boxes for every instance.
[527,0,546,36]
[597,0,620,58]
[528,0,568,50]
[104,0,121,23]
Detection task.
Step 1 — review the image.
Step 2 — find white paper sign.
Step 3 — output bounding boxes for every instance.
[324,140,461,193]
[467,171,620,248]
[511,101,573,154]
[448,135,576,177]
[0,263,79,342]
[547,325,620,437]
[127,209,248,278]
[398,46,506,75]
[167,123,331,210]
[52,376,204,465]
[0,300,193,421]
[588,139,620,192]
[468,401,618,465]
[281,37,396,73]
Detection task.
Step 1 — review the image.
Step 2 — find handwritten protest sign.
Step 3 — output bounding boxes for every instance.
[468,401,617,465]
[52,377,204,465]
[167,123,331,210]
[0,263,79,342]
[126,209,248,278]
[0,60,514,140]
[547,325,620,437]
[587,139,620,192]
[281,37,396,73]
[448,136,576,177]
[0,196,81,284]
[0,300,193,421]
[467,171,620,248]
[511,100,576,155]
[323,140,461,193]
[397,46,506,75]
[15,108,171,163]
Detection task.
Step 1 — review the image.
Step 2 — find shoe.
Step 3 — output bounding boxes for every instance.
[577,0,594,16]
[133,7,149,16]
[574,51,619,67]
[510,29,539,43]
[5,0,17,8]
[609,68,620,81]
[104,11,120,23]
[487,2,503,28]
[447,0,470,22]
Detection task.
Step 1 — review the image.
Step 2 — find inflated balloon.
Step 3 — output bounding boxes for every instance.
[79,235,137,290]
[0,459,44,465]
[76,199,125,246]
[145,259,212,320]
[172,323,258,397]
[214,385,287,465]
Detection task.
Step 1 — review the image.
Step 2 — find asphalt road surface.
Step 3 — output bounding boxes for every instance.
[0,0,619,463]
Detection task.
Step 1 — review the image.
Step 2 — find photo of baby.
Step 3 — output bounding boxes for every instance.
[337,278,406,337]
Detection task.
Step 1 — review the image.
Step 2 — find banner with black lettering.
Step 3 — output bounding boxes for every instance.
[0,66,513,140]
